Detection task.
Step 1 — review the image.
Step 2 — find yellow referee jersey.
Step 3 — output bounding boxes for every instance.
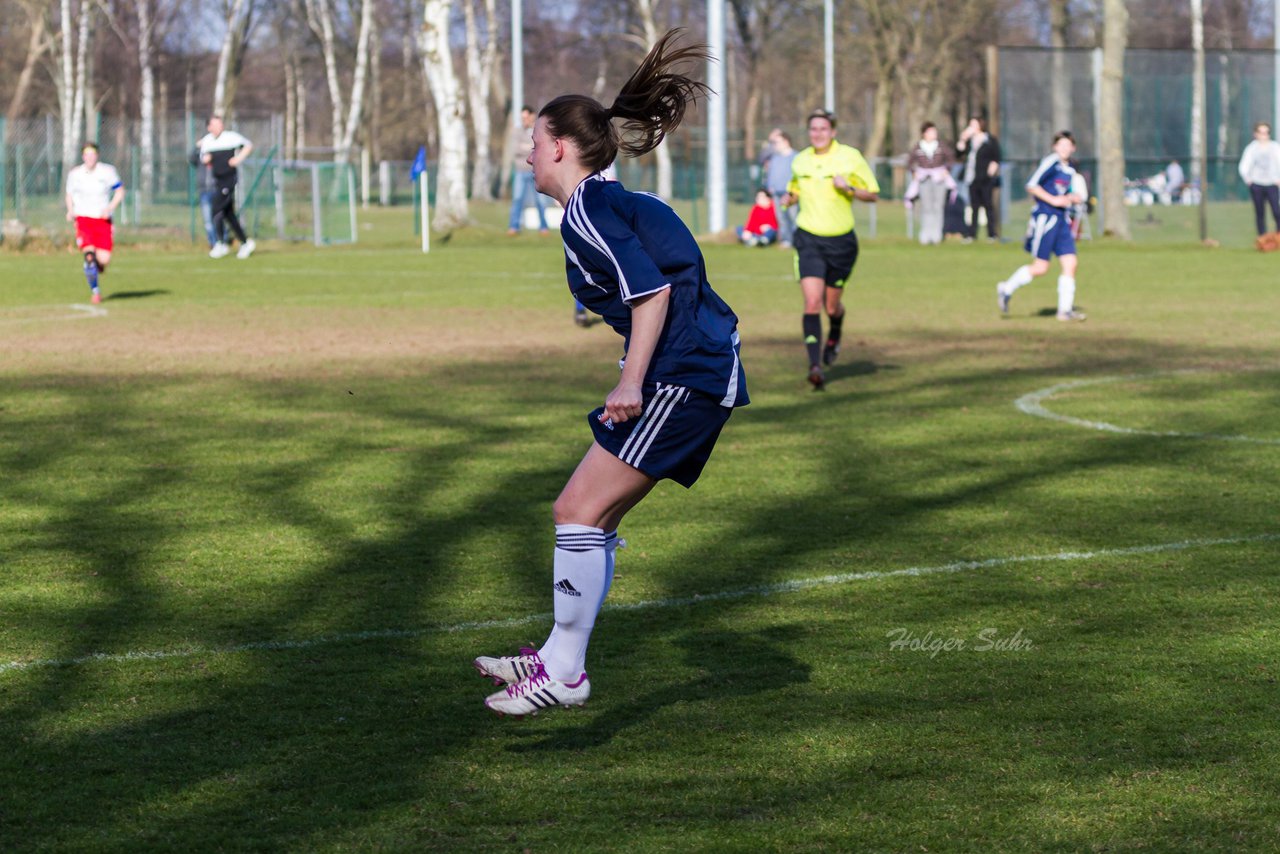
[787,141,880,236]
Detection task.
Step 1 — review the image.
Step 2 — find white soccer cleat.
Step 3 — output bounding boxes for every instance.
[484,666,590,718]
[209,243,230,259]
[237,239,256,259]
[473,646,543,685]
[1056,309,1087,323]
[997,282,1011,315]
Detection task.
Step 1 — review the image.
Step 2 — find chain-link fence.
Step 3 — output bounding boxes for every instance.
[998,46,1277,202]
[1,113,281,243]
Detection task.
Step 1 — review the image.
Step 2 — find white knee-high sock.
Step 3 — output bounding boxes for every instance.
[1057,275,1076,314]
[538,525,612,681]
[1002,265,1034,294]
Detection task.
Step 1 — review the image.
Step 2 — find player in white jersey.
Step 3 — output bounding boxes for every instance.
[996,131,1087,322]
[65,143,124,304]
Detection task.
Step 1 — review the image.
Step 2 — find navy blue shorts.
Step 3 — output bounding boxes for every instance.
[589,382,733,488]
[1024,212,1077,260]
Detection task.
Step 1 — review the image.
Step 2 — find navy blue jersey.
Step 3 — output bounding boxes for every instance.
[1026,154,1077,219]
[561,175,748,408]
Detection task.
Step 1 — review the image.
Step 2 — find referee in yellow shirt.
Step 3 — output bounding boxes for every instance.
[782,109,879,390]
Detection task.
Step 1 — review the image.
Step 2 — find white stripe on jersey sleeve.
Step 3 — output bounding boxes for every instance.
[1025,154,1059,192]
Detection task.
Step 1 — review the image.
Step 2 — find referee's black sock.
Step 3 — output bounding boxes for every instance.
[827,307,845,344]
[802,313,822,367]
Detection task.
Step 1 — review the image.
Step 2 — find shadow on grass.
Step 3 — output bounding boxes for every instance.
[105,289,171,300]
[505,625,812,752]
[1,324,1278,847]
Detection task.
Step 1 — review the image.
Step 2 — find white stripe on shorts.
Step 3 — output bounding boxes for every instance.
[619,384,684,467]
[1030,213,1058,257]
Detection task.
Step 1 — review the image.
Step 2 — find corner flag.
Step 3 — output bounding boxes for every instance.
[410,146,427,180]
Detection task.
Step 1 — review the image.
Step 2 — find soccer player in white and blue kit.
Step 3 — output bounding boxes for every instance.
[996,131,1087,322]
[473,31,749,718]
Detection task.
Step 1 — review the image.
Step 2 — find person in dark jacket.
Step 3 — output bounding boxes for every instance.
[957,116,1002,241]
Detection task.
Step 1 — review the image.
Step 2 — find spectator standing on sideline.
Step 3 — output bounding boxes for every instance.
[65,142,124,304]
[1164,159,1185,203]
[904,122,955,245]
[198,115,255,259]
[782,108,879,391]
[189,143,222,248]
[508,106,550,235]
[957,116,1002,242]
[1238,122,1280,236]
[764,129,798,248]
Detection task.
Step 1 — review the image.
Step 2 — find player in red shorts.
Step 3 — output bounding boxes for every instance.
[64,142,124,304]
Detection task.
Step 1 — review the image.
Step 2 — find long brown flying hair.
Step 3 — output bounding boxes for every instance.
[539,29,713,174]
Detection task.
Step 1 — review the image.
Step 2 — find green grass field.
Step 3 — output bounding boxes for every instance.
[2,201,1279,851]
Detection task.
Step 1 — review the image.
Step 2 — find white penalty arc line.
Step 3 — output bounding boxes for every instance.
[3,532,1277,676]
[1015,371,1280,445]
[0,303,107,325]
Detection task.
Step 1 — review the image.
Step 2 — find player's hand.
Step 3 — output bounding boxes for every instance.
[65,211,74,222]
[833,175,852,193]
[781,192,796,207]
[603,381,644,424]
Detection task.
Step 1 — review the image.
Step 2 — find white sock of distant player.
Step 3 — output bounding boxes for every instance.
[538,525,615,681]
[1057,275,1076,314]
[1000,265,1034,295]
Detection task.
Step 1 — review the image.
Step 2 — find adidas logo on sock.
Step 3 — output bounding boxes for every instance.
[554,578,582,597]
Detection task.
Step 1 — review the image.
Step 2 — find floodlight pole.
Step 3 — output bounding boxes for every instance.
[707,0,727,233]
[824,0,835,111]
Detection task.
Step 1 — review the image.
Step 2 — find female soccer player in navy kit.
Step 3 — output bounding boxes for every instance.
[474,30,749,717]
[996,131,1087,322]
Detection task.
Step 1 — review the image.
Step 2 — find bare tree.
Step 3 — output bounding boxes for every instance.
[55,0,93,167]
[213,0,254,116]
[1098,0,1129,238]
[303,0,375,164]
[6,0,53,131]
[462,0,498,200]
[728,0,800,162]
[420,0,469,229]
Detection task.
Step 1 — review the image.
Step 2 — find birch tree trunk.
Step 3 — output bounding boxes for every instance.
[338,0,375,165]
[72,6,91,151]
[138,0,156,203]
[1098,0,1129,239]
[59,0,77,167]
[213,0,249,116]
[420,0,469,229]
[304,0,344,160]
[305,0,373,165]
[463,0,497,201]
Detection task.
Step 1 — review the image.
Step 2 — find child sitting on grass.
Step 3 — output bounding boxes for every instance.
[736,188,779,246]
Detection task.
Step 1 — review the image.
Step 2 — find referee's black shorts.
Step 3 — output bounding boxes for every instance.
[793,227,859,288]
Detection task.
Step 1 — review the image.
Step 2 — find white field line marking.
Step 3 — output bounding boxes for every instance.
[1015,371,1280,445]
[3,532,1276,676]
[0,303,107,325]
